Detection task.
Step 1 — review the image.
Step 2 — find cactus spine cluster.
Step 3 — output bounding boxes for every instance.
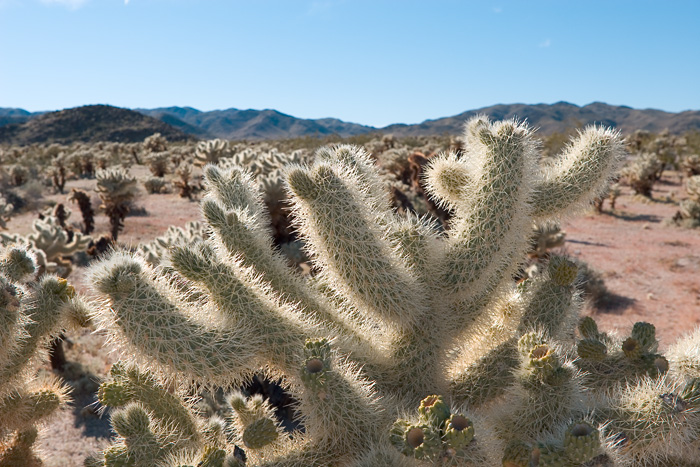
[86,117,700,466]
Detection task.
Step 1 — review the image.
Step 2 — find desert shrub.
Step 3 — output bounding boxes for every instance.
[95,168,139,241]
[143,176,169,194]
[621,152,663,197]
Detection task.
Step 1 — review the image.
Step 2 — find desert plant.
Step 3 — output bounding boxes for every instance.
[194,139,234,167]
[143,176,169,194]
[0,213,92,277]
[680,154,700,177]
[48,154,68,194]
[84,118,700,467]
[145,152,171,177]
[0,196,13,230]
[68,188,95,235]
[172,163,195,200]
[95,168,139,241]
[143,133,168,154]
[9,164,28,187]
[672,175,700,228]
[0,246,91,466]
[621,152,663,197]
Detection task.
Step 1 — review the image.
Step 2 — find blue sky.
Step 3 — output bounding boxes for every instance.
[0,0,698,127]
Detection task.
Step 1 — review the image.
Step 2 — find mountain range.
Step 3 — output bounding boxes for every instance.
[1,102,699,145]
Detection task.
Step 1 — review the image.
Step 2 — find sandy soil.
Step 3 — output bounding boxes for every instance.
[3,166,698,465]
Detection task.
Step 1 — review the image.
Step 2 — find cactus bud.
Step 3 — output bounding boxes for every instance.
[418,395,451,427]
[300,339,332,391]
[518,332,546,357]
[111,405,151,438]
[548,256,578,287]
[242,417,279,450]
[631,322,657,352]
[98,381,132,407]
[564,421,600,464]
[443,414,474,450]
[578,316,600,339]
[390,420,441,460]
[622,337,643,360]
[577,338,607,361]
[502,440,532,467]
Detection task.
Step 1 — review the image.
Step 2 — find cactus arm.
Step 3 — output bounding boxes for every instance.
[98,363,201,443]
[286,162,426,332]
[530,126,625,220]
[516,256,581,339]
[89,253,261,386]
[0,276,75,386]
[432,118,538,309]
[169,243,310,375]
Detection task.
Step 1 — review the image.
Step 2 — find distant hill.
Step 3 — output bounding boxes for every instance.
[382,102,700,137]
[136,107,374,140]
[2,102,699,145]
[0,105,191,145]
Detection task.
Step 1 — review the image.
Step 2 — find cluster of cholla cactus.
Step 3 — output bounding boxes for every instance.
[194,139,235,167]
[0,246,91,466]
[95,168,139,241]
[143,133,168,154]
[673,175,700,228]
[0,196,14,230]
[620,152,663,197]
[0,210,92,277]
[136,220,207,267]
[680,154,700,178]
[85,117,700,466]
[143,176,169,195]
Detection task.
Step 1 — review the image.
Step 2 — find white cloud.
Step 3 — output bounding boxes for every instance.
[539,38,551,48]
[40,0,90,9]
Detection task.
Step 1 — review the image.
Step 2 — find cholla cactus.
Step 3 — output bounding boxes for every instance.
[673,175,700,228]
[145,152,171,177]
[680,154,700,177]
[95,168,139,241]
[194,139,234,167]
[86,118,700,466]
[9,164,28,186]
[68,188,95,235]
[48,154,68,194]
[143,133,168,154]
[621,152,663,197]
[173,163,196,199]
[143,176,169,194]
[0,196,13,230]
[0,246,90,466]
[136,220,207,266]
[0,214,92,277]
[528,221,566,259]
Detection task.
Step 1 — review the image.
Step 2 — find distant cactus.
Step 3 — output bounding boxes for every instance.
[143,176,169,194]
[68,188,95,235]
[0,212,92,277]
[621,152,663,197]
[136,220,207,266]
[48,154,68,194]
[0,196,13,230]
[144,151,171,177]
[172,163,196,199]
[9,164,28,186]
[680,154,700,177]
[143,133,168,154]
[194,139,234,167]
[95,168,139,241]
[672,175,700,228]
